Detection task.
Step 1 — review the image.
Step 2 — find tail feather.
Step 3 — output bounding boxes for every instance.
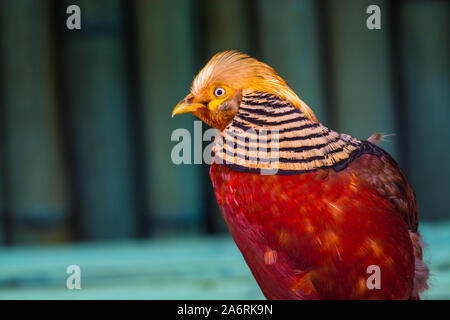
[409,231,430,299]
[367,132,396,144]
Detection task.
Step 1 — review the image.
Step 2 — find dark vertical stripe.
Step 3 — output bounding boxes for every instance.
[193,0,208,66]
[49,0,81,241]
[0,40,12,244]
[245,0,261,58]
[317,0,335,128]
[387,0,408,171]
[122,0,150,238]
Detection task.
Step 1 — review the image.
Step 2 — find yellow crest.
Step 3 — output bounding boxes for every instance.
[191,51,317,122]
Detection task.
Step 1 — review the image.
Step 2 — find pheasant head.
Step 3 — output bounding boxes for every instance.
[172,50,317,131]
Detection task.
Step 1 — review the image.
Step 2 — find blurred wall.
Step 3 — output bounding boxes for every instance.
[0,0,448,245]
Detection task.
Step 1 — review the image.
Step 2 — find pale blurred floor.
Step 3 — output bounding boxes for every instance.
[0,221,448,300]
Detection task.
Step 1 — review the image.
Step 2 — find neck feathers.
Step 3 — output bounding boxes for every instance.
[213,90,366,175]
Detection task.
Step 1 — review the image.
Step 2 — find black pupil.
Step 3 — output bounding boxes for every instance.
[216,88,224,96]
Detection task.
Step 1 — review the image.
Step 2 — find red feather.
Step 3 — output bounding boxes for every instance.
[210,153,416,299]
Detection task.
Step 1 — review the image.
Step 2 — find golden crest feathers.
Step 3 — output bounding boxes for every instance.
[191,51,317,122]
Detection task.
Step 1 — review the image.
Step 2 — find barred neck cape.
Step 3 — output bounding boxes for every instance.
[212,90,382,175]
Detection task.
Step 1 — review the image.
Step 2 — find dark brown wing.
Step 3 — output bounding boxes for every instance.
[348,145,419,232]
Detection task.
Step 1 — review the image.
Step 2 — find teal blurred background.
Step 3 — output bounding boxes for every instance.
[0,0,448,299]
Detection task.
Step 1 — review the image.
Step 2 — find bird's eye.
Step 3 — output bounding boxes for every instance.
[214,87,226,97]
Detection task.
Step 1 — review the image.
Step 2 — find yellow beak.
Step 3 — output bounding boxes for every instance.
[171,101,205,118]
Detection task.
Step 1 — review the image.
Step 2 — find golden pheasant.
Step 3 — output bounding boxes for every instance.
[172,51,429,299]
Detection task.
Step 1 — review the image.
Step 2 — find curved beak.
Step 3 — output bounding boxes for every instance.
[171,100,205,118]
